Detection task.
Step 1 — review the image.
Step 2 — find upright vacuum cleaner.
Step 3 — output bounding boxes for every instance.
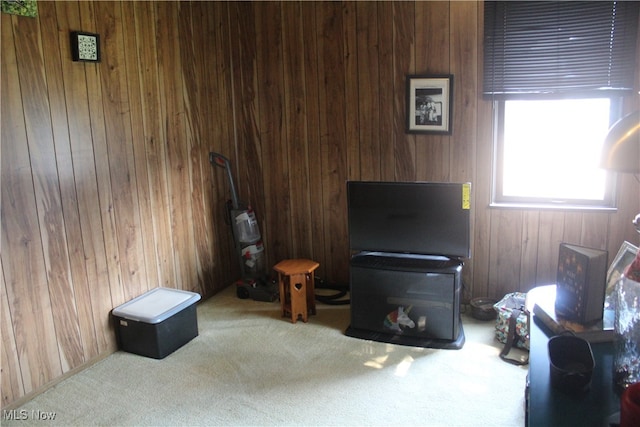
[209,152,278,302]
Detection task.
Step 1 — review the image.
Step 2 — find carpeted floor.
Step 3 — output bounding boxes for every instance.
[2,286,528,426]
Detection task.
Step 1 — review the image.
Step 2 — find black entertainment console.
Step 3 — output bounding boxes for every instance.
[345,251,464,349]
[345,181,470,349]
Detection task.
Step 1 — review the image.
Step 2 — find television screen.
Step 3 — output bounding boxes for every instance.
[347,181,471,259]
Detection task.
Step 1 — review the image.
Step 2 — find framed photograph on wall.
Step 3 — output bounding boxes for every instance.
[406,74,453,135]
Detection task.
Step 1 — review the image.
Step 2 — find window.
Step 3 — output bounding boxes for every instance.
[494,98,618,208]
[483,1,639,209]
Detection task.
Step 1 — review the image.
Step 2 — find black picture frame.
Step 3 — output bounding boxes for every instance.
[406,74,453,135]
[70,31,101,63]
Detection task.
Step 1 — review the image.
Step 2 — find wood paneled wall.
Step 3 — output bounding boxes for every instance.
[2,1,638,408]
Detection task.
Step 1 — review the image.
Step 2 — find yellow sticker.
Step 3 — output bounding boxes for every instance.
[462,183,471,210]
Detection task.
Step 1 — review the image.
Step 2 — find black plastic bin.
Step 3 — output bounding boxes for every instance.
[112,287,201,359]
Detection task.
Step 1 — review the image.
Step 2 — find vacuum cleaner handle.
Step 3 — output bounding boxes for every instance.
[209,152,240,210]
[209,152,229,169]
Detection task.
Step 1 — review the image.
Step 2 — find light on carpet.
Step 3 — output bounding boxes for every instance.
[364,354,389,369]
[394,355,415,377]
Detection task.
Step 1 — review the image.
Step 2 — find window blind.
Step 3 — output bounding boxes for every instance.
[483,1,639,99]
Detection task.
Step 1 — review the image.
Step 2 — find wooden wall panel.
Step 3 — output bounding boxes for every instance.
[132,1,176,291]
[489,211,524,297]
[182,1,218,294]
[2,0,638,409]
[54,0,107,358]
[39,0,95,366]
[471,2,492,298]
[414,1,450,182]
[256,2,291,266]
[536,211,566,286]
[392,2,416,182]
[520,211,541,289]
[450,2,477,298]
[317,2,350,280]
[227,1,265,262]
[377,1,395,182]
[156,1,196,294]
[343,2,360,183]
[301,3,326,265]
[13,7,84,375]
[96,1,149,304]
[355,2,380,181]
[2,11,63,397]
[1,265,23,405]
[121,1,159,295]
[450,3,476,182]
[282,2,314,259]
[78,0,124,354]
[207,1,236,289]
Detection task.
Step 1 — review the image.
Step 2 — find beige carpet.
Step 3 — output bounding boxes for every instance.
[3,286,528,426]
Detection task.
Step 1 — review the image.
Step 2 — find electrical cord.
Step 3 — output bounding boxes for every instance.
[314,276,350,305]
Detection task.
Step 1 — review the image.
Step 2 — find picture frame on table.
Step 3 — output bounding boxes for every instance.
[405,74,453,135]
[603,240,638,328]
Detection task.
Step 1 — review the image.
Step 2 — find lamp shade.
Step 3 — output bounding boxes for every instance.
[600,111,640,173]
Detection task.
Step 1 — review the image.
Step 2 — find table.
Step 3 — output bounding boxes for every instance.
[526,286,622,427]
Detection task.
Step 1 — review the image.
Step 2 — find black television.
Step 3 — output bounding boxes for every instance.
[347,181,471,259]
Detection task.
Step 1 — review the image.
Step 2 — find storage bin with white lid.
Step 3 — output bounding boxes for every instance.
[112,287,201,359]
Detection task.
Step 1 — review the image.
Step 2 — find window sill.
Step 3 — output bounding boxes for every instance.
[489,202,618,212]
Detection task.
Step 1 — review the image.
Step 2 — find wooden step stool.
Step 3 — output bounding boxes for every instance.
[273,259,319,323]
